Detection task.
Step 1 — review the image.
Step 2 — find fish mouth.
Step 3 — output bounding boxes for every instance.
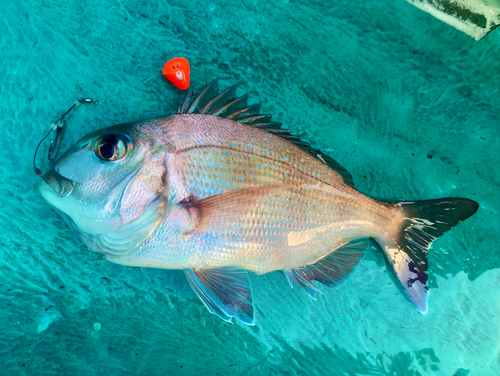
[41,169,74,197]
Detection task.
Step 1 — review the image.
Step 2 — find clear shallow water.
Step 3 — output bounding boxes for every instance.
[0,0,499,375]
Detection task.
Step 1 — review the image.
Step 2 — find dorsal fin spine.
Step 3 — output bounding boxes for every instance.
[200,84,239,114]
[187,79,218,113]
[212,95,249,117]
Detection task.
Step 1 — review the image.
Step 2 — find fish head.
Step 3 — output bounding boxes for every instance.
[38,121,168,252]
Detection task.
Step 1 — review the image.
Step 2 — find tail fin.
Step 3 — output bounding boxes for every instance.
[382,198,478,314]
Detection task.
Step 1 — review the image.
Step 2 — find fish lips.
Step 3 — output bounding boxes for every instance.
[41,169,74,198]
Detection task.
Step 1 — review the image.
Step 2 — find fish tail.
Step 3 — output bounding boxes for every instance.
[381,198,478,314]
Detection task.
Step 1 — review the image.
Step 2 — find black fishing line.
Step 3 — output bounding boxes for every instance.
[33,98,98,177]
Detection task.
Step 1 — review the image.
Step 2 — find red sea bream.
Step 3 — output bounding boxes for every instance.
[39,82,478,325]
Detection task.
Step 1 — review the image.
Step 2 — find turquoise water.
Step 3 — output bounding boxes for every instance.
[1,0,499,374]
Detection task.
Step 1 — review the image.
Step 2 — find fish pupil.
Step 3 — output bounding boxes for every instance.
[94,134,129,161]
[99,143,115,159]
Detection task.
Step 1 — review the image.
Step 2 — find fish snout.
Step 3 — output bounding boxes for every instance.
[43,169,74,197]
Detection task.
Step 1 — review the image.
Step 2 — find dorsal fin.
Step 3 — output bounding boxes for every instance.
[178,81,354,187]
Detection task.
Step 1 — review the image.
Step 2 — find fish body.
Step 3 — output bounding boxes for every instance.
[39,82,478,324]
[109,114,394,272]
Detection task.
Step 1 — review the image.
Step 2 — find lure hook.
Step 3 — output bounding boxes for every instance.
[33,97,98,177]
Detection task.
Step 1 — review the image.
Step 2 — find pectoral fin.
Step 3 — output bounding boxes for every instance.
[184,184,290,234]
[184,268,254,325]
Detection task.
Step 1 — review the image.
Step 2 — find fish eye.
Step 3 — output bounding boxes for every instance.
[95,134,128,161]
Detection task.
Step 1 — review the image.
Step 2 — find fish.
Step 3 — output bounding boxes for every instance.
[38,80,479,325]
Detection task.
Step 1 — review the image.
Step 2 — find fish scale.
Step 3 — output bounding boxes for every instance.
[164,115,349,198]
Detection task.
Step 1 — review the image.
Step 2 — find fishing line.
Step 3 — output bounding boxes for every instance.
[33,97,98,177]
[138,74,164,87]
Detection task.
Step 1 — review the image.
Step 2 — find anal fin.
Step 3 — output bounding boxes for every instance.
[284,269,319,299]
[285,239,370,299]
[184,268,254,325]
